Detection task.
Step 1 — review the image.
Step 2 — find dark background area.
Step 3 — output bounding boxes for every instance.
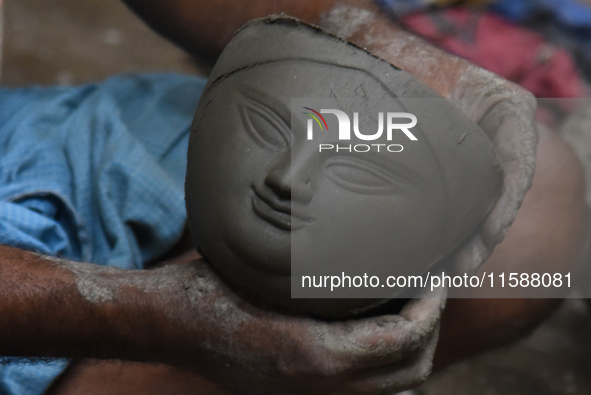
[1,0,204,86]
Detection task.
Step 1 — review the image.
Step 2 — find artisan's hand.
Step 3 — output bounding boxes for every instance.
[445,69,537,273]
[149,260,446,395]
[334,5,538,273]
[0,248,443,394]
[421,69,535,273]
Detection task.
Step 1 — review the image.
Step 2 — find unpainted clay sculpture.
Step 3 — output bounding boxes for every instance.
[185,16,502,318]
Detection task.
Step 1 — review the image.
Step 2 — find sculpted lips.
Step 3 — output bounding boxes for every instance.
[251,185,313,231]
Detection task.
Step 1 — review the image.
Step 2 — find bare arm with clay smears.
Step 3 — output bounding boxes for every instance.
[0,246,446,394]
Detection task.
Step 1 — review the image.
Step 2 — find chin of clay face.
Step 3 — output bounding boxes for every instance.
[186,17,502,318]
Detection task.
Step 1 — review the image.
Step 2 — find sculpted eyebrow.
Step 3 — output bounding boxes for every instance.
[238,86,291,127]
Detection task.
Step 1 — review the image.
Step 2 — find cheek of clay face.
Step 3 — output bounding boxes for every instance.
[185,18,502,318]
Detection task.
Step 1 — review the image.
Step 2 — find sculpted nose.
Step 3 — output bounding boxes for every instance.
[265,163,313,204]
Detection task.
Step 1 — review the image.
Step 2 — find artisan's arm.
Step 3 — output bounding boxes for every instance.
[0,244,446,393]
[0,246,163,360]
[120,0,355,65]
[121,0,473,96]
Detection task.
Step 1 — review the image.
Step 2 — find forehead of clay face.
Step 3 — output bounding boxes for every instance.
[202,60,446,200]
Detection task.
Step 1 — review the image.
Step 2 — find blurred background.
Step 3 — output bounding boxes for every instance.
[0,0,205,86]
[2,0,591,394]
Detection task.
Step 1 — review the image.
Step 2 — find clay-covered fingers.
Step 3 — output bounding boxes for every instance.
[344,322,441,394]
[478,98,537,247]
[165,259,447,395]
[305,286,447,376]
[453,232,489,276]
[398,283,448,322]
[451,70,537,273]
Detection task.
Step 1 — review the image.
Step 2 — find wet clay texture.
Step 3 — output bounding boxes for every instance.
[185,16,502,318]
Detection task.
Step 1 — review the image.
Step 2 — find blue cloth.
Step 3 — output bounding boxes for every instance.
[374,0,433,17]
[491,0,591,28]
[375,0,591,22]
[0,73,206,395]
[491,0,591,81]
[375,0,591,81]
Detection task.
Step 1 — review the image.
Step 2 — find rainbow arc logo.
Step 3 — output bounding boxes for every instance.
[302,107,328,138]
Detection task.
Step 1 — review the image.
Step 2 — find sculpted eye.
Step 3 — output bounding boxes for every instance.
[324,157,404,194]
[242,103,290,150]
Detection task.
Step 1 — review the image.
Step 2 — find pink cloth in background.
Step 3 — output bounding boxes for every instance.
[402,8,586,98]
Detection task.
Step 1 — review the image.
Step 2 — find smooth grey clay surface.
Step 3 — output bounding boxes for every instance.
[185,16,503,318]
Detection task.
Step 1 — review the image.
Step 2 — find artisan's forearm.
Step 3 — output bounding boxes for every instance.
[0,246,165,361]
[120,0,348,63]
[121,0,476,97]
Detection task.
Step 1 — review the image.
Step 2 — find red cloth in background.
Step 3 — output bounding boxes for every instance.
[402,8,586,98]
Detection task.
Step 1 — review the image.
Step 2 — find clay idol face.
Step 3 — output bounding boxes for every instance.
[189,62,443,310]
[186,17,502,317]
